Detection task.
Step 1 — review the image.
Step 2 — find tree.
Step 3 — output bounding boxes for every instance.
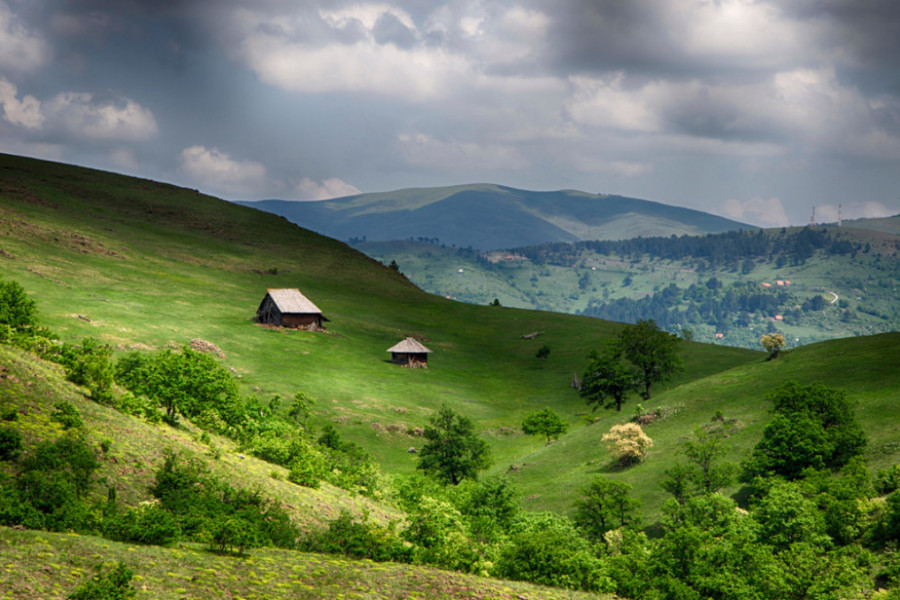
[574,477,641,542]
[521,408,569,445]
[417,406,492,485]
[535,344,551,360]
[602,423,653,466]
[0,278,37,330]
[618,319,682,400]
[760,333,785,360]
[680,427,736,494]
[579,341,639,412]
[744,381,866,480]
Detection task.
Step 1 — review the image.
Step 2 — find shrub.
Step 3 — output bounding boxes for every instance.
[875,465,900,495]
[602,422,653,466]
[287,440,328,488]
[209,517,260,555]
[494,512,611,592]
[305,510,410,562]
[2,435,100,532]
[67,562,136,600]
[0,278,38,330]
[574,477,641,542]
[51,401,83,430]
[0,426,22,461]
[104,504,181,545]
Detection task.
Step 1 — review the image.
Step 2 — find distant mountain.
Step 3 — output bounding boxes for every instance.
[240,184,754,250]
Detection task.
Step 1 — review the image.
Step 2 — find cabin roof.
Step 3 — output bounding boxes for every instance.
[387,337,432,354]
[265,288,323,314]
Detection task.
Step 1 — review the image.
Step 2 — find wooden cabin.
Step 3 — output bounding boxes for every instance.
[255,288,328,330]
[387,337,432,368]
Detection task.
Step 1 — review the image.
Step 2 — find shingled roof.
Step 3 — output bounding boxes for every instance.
[265,288,323,314]
[387,337,432,354]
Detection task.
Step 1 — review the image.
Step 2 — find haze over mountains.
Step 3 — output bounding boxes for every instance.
[241,184,754,250]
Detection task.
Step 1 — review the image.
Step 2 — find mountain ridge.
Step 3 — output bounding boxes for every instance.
[240,184,755,250]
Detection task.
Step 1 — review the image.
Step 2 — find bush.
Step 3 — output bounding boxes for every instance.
[51,401,83,430]
[1,435,100,532]
[602,422,653,466]
[209,517,259,555]
[493,512,611,592]
[0,426,22,461]
[0,278,38,330]
[305,510,410,562]
[744,382,866,480]
[287,440,328,488]
[67,562,136,600]
[103,504,181,545]
[150,452,298,550]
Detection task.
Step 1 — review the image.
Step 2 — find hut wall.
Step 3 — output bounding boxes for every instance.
[282,314,322,329]
[255,297,282,325]
[392,352,428,367]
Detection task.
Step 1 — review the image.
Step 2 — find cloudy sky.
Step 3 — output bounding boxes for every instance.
[1,0,899,226]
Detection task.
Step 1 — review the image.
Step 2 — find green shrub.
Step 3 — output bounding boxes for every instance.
[209,517,260,555]
[493,512,611,592]
[67,562,136,600]
[150,451,298,550]
[51,401,83,430]
[103,504,181,545]
[0,426,22,461]
[0,278,37,330]
[1,435,100,532]
[305,510,411,562]
[287,440,327,488]
[876,465,900,495]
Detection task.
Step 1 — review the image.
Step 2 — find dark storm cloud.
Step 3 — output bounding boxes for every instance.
[373,12,418,48]
[535,1,695,78]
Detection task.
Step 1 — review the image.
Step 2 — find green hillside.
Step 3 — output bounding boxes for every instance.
[242,184,753,250]
[0,153,756,495]
[357,223,900,349]
[4,153,900,598]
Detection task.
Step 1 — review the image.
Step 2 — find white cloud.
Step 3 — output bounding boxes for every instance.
[0,78,43,129]
[0,1,50,72]
[565,73,662,133]
[722,196,790,227]
[294,177,361,200]
[568,154,653,177]
[816,202,896,223]
[179,146,270,197]
[396,132,528,171]
[110,146,139,171]
[45,92,158,141]
[681,0,810,68]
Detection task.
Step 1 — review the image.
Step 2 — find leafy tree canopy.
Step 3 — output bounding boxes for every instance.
[618,319,683,400]
[417,405,492,485]
[521,407,568,444]
[579,340,638,412]
[745,381,866,480]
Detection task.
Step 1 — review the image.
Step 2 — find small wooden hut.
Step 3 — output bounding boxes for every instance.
[255,288,328,330]
[387,337,432,368]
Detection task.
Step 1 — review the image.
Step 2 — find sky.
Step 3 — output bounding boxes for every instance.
[1,0,899,227]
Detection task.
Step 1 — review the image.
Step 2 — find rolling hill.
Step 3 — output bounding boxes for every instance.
[356,221,900,349]
[3,153,900,597]
[240,184,754,250]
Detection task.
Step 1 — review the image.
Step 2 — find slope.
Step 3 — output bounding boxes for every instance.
[0,152,758,509]
[242,184,754,250]
[0,343,601,600]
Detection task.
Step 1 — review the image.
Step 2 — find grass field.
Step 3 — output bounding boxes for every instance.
[2,152,900,598]
[357,226,900,349]
[0,152,762,512]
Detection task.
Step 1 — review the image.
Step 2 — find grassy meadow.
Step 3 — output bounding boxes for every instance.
[2,152,900,598]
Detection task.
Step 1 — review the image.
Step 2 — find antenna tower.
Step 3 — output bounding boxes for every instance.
[838,204,842,227]
[810,206,816,226]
